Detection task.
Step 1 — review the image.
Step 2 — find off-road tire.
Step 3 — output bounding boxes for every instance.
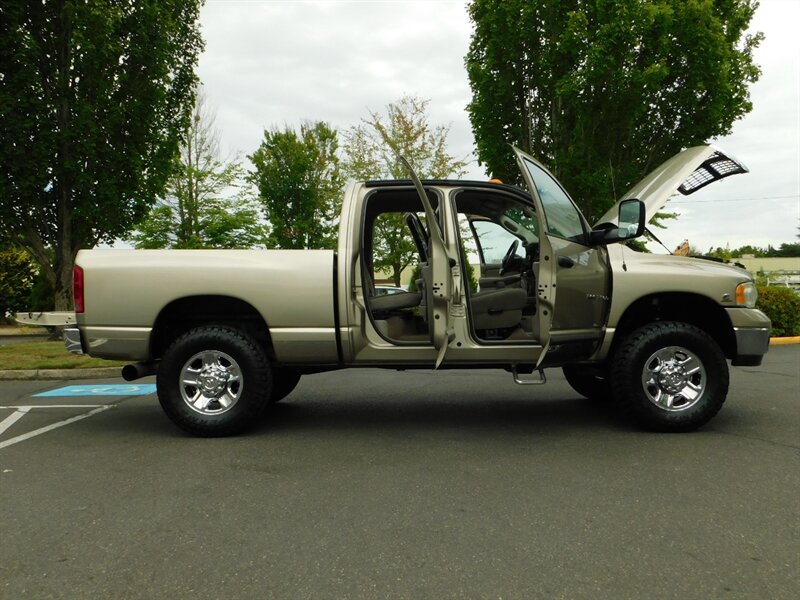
[611,321,728,432]
[157,326,272,437]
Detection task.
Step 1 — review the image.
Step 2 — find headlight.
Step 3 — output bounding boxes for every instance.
[735,282,758,308]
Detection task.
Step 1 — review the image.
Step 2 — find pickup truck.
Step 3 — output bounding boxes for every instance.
[63,146,770,436]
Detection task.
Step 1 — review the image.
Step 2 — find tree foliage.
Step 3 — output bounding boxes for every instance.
[341,95,469,286]
[0,0,204,308]
[466,0,762,222]
[130,92,265,250]
[342,95,469,181]
[249,122,342,250]
[706,242,800,259]
[0,246,36,322]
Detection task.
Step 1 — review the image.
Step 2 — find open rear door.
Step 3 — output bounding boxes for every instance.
[398,157,458,368]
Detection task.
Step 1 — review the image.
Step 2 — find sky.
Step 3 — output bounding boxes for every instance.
[197,0,800,254]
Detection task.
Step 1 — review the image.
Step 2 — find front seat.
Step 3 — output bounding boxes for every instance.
[469,287,527,330]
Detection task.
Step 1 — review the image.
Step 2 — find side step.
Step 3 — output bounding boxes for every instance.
[511,365,547,385]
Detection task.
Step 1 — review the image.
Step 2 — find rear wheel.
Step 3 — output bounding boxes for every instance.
[611,322,728,432]
[157,326,271,437]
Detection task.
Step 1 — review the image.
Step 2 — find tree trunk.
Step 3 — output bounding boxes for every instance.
[392,265,402,288]
[54,267,73,312]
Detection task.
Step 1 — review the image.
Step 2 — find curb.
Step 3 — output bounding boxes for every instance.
[0,367,122,381]
[770,336,800,346]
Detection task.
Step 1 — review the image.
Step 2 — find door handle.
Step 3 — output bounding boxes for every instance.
[558,256,575,268]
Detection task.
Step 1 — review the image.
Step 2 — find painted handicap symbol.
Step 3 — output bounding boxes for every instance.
[34,384,157,397]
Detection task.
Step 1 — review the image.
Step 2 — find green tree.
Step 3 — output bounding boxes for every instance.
[130,92,265,249]
[707,246,733,261]
[730,244,765,258]
[466,0,762,222]
[0,246,36,322]
[341,95,469,286]
[766,242,800,258]
[0,0,204,309]
[249,122,342,249]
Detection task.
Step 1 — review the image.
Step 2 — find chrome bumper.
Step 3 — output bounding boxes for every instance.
[63,327,84,355]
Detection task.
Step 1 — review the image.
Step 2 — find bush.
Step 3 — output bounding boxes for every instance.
[0,247,37,323]
[757,286,800,337]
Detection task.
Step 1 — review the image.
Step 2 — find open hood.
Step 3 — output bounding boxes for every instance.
[594,145,748,227]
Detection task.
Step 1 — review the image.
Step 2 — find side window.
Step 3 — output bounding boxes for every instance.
[522,158,586,241]
[472,221,521,264]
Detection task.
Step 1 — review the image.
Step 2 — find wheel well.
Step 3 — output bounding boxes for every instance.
[150,296,274,360]
[614,293,736,358]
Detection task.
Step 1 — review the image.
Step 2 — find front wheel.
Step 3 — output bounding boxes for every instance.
[611,322,729,432]
[157,326,272,437]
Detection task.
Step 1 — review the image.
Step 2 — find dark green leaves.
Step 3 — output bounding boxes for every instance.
[466,0,762,222]
[249,122,343,250]
[0,0,204,307]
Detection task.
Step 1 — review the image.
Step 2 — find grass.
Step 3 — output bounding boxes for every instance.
[0,341,126,371]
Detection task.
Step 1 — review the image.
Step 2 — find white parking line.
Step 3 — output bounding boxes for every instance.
[0,405,113,450]
[0,407,31,436]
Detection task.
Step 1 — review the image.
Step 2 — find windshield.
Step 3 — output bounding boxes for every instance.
[520,158,586,242]
[471,204,538,263]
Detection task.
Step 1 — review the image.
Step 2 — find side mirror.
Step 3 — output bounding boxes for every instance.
[589,199,646,245]
[617,198,646,240]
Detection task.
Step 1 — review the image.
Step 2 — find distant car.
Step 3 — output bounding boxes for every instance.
[374,285,406,296]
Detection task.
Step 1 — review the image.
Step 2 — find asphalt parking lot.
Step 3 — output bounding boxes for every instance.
[1,345,798,599]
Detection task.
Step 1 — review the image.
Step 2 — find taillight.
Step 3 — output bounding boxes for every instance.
[73,266,84,313]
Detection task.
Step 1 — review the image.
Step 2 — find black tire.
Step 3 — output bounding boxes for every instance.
[157,326,272,437]
[269,368,301,403]
[610,321,729,432]
[562,364,612,401]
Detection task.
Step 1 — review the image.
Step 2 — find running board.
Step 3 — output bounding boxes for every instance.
[511,366,547,385]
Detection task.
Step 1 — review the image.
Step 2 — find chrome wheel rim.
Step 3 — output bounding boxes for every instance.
[641,346,706,412]
[179,350,243,415]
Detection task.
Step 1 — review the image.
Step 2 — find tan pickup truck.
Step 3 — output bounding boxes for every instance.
[64,146,770,436]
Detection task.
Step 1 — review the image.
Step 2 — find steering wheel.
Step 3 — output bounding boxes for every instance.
[500,240,519,275]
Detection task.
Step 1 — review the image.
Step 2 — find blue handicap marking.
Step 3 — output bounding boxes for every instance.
[34,384,158,398]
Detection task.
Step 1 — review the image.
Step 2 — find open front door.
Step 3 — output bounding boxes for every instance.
[399,157,460,368]
[512,148,558,364]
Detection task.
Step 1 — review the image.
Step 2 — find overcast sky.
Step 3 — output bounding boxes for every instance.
[198,0,799,253]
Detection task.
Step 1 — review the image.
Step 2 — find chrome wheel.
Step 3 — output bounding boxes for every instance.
[641,345,706,412]
[612,322,728,432]
[179,350,243,415]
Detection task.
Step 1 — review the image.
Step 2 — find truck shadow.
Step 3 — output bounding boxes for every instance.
[258,394,626,437]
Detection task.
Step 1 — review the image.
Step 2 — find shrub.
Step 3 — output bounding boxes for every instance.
[757,286,800,337]
[0,247,37,323]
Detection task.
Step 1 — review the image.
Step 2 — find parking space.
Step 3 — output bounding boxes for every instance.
[0,347,798,598]
[0,383,155,450]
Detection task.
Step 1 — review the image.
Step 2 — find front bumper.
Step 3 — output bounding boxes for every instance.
[727,308,771,366]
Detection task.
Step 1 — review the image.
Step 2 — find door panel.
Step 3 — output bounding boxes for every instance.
[548,238,609,334]
[399,157,459,368]
[513,147,610,346]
